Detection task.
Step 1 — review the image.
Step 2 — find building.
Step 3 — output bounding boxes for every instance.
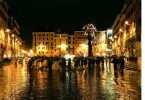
[0,0,25,61]
[8,17,23,58]
[93,31,107,56]
[106,29,113,55]
[112,0,141,67]
[32,32,55,56]
[68,35,74,55]
[32,32,70,57]
[32,29,112,57]
[74,31,86,56]
[0,0,9,61]
[74,30,110,57]
[54,33,68,56]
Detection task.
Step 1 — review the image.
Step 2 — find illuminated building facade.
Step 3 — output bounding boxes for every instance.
[0,0,25,61]
[112,0,141,67]
[74,31,86,56]
[33,29,112,57]
[68,35,74,55]
[54,33,68,56]
[33,32,55,56]
[74,30,110,57]
[106,29,113,55]
[93,31,107,56]
[0,0,9,60]
[32,32,69,56]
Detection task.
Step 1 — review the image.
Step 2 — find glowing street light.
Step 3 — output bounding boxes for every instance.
[125,21,129,25]
[6,29,11,33]
[119,28,123,32]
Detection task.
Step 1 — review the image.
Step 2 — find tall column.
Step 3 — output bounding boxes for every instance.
[88,32,92,57]
[83,23,97,57]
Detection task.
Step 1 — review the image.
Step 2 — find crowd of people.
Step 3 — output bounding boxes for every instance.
[27,55,126,73]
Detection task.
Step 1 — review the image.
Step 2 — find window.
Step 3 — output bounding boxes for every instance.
[39,42,40,44]
[43,38,44,40]
[60,39,61,42]
[51,42,53,46]
[39,38,41,40]
[46,42,49,45]
[51,47,53,49]
[68,41,71,44]
[43,42,44,44]
[39,34,41,37]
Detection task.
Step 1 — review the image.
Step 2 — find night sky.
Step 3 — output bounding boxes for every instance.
[6,0,125,48]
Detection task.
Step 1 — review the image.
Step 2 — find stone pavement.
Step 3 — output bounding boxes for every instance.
[125,61,140,71]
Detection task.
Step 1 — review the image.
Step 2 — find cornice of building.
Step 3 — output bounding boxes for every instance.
[32,32,55,34]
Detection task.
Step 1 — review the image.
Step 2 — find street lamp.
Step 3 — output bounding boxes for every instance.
[83,23,97,57]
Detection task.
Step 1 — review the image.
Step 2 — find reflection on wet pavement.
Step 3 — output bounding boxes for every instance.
[0,61,141,100]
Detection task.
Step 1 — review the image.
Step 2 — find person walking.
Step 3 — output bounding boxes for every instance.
[119,56,125,72]
[96,56,100,66]
[68,58,72,71]
[111,56,118,71]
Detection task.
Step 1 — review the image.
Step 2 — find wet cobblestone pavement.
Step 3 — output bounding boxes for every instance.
[0,62,141,100]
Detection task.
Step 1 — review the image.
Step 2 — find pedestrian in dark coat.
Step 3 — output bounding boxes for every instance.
[68,58,72,71]
[48,58,53,71]
[111,56,118,71]
[96,56,100,66]
[83,58,88,68]
[119,56,125,71]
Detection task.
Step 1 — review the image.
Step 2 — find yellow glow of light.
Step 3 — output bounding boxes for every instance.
[125,21,129,25]
[6,29,10,33]
[101,43,106,49]
[21,50,27,54]
[36,45,47,53]
[119,28,123,32]
[60,44,67,50]
[30,49,34,56]
[80,43,87,49]
[0,29,5,41]
[114,36,117,39]
[11,34,14,37]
